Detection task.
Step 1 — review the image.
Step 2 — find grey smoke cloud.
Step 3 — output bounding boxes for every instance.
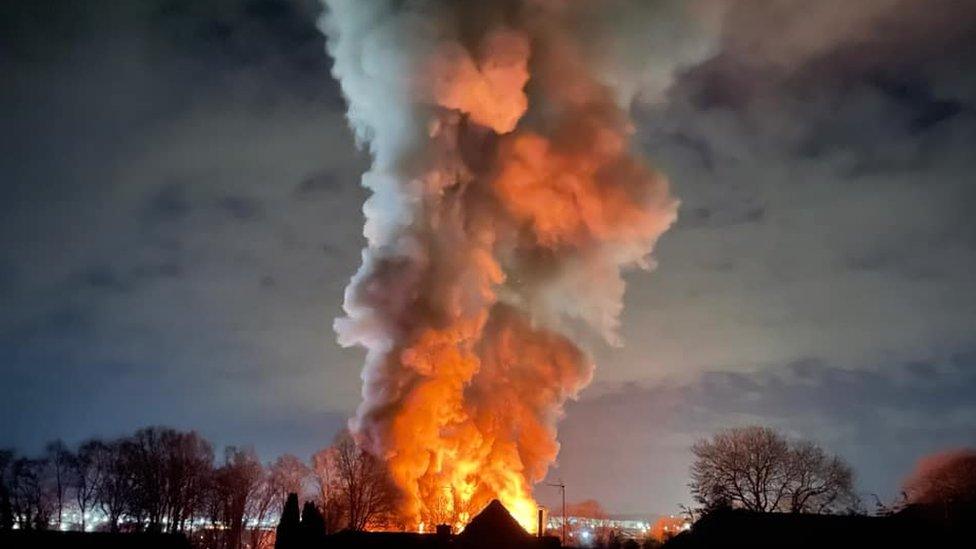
[320,0,713,525]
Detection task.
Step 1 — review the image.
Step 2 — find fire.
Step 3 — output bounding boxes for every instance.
[323,0,678,531]
[380,309,584,532]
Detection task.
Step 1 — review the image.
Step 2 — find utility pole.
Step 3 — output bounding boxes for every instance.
[547,480,566,546]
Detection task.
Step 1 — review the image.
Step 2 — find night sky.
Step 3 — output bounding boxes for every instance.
[2,0,975,515]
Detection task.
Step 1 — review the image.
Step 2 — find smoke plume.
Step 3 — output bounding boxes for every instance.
[320,0,709,529]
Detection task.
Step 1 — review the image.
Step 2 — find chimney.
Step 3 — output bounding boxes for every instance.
[537,507,545,538]
[436,523,452,541]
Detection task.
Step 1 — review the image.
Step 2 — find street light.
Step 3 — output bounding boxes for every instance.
[546,480,566,546]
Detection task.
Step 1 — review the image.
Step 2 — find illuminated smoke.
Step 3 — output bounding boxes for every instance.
[320,0,712,530]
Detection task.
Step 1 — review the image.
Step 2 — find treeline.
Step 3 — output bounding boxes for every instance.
[0,427,397,549]
[685,425,976,526]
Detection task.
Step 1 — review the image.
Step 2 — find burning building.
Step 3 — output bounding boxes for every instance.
[318,499,558,549]
[320,0,682,531]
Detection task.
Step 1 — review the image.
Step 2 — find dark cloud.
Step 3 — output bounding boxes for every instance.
[81,268,129,292]
[146,182,193,223]
[217,194,264,221]
[78,259,184,294]
[294,170,339,196]
[609,0,976,386]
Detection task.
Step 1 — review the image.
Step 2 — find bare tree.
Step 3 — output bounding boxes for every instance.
[690,426,790,512]
[1,450,16,531]
[124,427,214,533]
[317,431,397,531]
[71,439,109,532]
[98,439,135,532]
[422,484,476,530]
[245,469,279,549]
[10,457,54,530]
[161,430,214,534]
[45,440,73,530]
[234,453,310,549]
[311,446,345,533]
[125,428,167,530]
[785,440,856,513]
[268,454,311,506]
[212,447,264,549]
[690,426,857,515]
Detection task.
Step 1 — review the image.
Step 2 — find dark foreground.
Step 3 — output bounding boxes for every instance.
[664,504,974,549]
[4,502,973,549]
[0,531,192,549]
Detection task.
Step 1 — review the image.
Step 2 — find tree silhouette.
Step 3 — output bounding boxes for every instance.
[124,427,214,533]
[45,440,72,530]
[690,426,857,514]
[212,447,264,549]
[275,493,301,549]
[314,430,397,531]
[98,439,134,532]
[299,501,326,546]
[0,450,15,531]
[70,439,109,532]
[10,457,54,529]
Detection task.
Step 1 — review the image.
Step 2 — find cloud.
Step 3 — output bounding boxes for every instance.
[565,0,728,106]
[588,0,976,386]
[0,0,368,456]
[543,355,976,514]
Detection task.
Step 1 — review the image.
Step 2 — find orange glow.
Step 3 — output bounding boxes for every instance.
[381,309,582,533]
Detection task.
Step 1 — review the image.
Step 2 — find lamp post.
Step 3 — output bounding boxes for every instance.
[546,480,566,546]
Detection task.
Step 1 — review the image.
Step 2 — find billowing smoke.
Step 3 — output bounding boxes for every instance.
[320,0,715,530]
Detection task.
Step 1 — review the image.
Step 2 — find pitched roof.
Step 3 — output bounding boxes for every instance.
[459,499,533,547]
